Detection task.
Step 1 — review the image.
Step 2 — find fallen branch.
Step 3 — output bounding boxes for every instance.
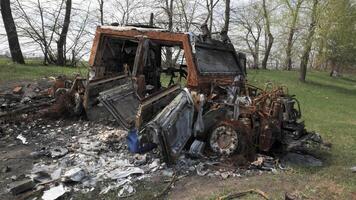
[217,189,269,200]
[0,99,55,118]
[155,173,178,198]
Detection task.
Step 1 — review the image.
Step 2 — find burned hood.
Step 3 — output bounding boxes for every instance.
[193,39,245,76]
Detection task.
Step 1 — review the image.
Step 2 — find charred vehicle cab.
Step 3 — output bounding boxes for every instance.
[80,26,326,164]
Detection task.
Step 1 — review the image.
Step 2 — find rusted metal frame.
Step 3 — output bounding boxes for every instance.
[83,75,127,109]
[88,27,102,66]
[132,38,148,77]
[181,35,199,88]
[96,27,188,44]
[92,27,200,88]
[69,78,86,95]
[94,27,199,87]
[135,84,181,128]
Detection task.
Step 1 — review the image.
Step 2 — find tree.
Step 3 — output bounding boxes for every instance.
[222,0,230,34]
[235,4,263,69]
[177,0,199,32]
[57,0,72,66]
[261,0,274,69]
[314,0,356,76]
[0,0,25,64]
[161,0,174,67]
[284,0,304,70]
[299,0,319,82]
[112,0,143,25]
[204,0,221,37]
[97,0,104,25]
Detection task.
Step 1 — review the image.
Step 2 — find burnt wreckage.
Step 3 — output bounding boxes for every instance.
[69,26,327,164]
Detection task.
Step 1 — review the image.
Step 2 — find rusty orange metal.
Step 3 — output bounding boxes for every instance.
[88,26,236,90]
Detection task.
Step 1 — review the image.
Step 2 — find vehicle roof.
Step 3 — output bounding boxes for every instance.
[99,26,189,35]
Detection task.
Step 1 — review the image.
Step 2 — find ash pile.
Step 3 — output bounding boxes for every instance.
[0,75,79,119]
[1,118,284,200]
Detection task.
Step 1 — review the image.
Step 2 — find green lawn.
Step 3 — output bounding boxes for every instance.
[0,58,88,82]
[246,70,356,197]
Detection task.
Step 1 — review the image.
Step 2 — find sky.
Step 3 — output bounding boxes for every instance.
[0,0,254,59]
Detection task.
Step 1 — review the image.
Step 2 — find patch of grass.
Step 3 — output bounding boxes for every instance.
[0,58,88,82]
[245,70,356,195]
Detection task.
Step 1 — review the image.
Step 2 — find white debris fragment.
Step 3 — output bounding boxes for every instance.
[63,168,86,182]
[16,134,28,144]
[51,168,62,180]
[149,159,160,172]
[108,167,144,180]
[118,184,135,197]
[42,184,66,200]
[351,166,356,173]
[99,179,131,195]
[220,172,230,179]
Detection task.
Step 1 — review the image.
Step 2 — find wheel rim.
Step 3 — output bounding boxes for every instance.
[210,125,239,155]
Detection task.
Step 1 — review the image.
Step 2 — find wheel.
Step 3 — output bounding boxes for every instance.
[209,125,239,155]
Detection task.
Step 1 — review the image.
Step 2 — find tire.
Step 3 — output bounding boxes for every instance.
[209,124,242,156]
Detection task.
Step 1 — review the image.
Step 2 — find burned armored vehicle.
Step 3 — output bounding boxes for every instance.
[79,26,327,164]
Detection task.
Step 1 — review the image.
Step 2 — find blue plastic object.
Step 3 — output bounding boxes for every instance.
[126,128,157,154]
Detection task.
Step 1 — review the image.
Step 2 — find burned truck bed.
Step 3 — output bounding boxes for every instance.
[65,25,328,165]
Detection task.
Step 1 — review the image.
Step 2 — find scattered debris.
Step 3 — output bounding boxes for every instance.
[350,166,356,173]
[118,184,135,198]
[63,167,86,182]
[49,147,68,158]
[217,189,269,200]
[149,159,160,172]
[250,154,278,171]
[108,167,144,180]
[42,184,66,200]
[155,173,178,198]
[189,140,206,158]
[282,153,323,167]
[1,166,11,173]
[12,86,23,94]
[16,134,28,144]
[8,179,35,195]
[285,192,301,200]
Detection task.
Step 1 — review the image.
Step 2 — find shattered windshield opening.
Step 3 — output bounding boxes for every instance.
[194,44,242,75]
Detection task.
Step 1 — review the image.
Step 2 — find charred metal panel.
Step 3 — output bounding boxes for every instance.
[144,89,194,163]
[136,85,181,128]
[84,75,129,121]
[194,41,243,76]
[98,81,140,130]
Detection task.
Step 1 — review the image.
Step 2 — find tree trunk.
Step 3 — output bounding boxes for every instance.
[222,0,230,33]
[252,54,259,69]
[0,0,25,64]
[149,13,154,26]
[284,1,303,71]
[209,0,213,34]
[329,60,338,77]
[99,0,104,25]
[165,0,174,67]
[57,0,72,66]
[285,28,294,70]
[299,0,318,82]
[261,0,273,70]
[253,41,259,69]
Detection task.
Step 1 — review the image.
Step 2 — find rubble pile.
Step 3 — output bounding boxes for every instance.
[1,117,288,199]
[0,76,72,118]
